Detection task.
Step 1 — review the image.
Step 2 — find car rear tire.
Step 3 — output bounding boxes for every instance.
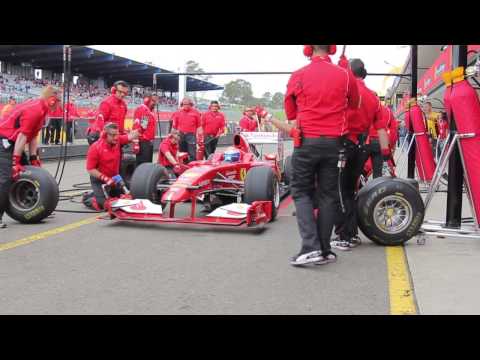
[357,177,424,246]
[6,166,59,223]
[244,166,280,221]
[283,155,292,186]
[130,163,169,205]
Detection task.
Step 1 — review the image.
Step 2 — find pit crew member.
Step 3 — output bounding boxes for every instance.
[88,80,129,144]
[0,86,61,228]
[331,58,391,251]
[171,98,202,163]
[239,107,258,132]
[158,129,187,178]
[266,45,360,266]
[201,100,226,158]
[132,93,159,166]
[85,122,139,210]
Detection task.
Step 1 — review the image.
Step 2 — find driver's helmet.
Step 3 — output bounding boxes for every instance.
[224,147,241,163]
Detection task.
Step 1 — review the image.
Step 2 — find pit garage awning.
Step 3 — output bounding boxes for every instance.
[0,45,223,92]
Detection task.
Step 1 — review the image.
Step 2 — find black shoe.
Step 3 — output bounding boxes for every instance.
[0,221,7,229]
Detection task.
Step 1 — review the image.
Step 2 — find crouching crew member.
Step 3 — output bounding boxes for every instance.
[201,101,226,158]
[0,86,61,228]
[88,80,129,144]
[239,107,258,132]
[132,93,159,166]
[158,129,187,178]
[267,45,360,266]
[331,58,391,251]
[171,98,202,163]
[85,123,139,210]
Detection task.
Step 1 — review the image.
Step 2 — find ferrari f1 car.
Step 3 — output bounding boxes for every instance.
[105,132,292,228]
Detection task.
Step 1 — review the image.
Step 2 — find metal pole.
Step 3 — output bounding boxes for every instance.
[407,45,418,179]
[445,45,468,228]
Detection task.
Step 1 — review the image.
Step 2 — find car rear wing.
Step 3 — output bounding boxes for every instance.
[240,132,280,144]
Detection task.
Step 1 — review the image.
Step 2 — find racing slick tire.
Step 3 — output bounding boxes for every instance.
[244,166,280,221]
[120,153,137,188]
[6,166,59,223]
[283,155,293,186]
[357,177,424,246]
[130,163,169,205]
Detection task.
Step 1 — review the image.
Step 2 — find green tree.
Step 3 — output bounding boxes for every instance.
[185,60,211,81]
[221,79,254,105]
[185,60,212,104]
[271,92,284,109]
[260,92,272,107]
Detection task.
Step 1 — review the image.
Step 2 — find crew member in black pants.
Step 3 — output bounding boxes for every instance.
[267,45,360,267]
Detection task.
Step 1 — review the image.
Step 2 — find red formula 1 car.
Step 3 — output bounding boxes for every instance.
[105,132,291,228]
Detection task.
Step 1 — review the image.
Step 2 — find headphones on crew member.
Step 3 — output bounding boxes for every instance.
[303,45,337,58]
[111,80,129,95]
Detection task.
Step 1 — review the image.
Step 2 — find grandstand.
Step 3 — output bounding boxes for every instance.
[0,45,223,111]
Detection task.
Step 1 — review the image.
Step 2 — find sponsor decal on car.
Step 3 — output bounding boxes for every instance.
[239,168,247,181]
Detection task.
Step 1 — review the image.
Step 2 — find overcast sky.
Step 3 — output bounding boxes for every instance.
[91,45,410,100]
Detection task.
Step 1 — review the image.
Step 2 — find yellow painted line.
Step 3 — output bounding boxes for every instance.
[386,246,418,315]
[0,216,98,253]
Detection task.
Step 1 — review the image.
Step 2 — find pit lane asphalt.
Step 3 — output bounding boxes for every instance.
[0,156,391,314]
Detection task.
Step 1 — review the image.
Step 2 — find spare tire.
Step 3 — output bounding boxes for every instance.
[130,163,169,205]
[357,178,424,246]
[6,166,59,223]
[120,153,137,188]
[244,166,280,221]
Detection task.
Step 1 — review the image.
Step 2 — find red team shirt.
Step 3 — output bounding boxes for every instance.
[381,106,399,146]
[172,108,201,133]
[65,102,79,122]
[48,102,63,117]
[0,99,49,142]
[284,55,360,138]
[438,119,449,139]
[94,95,128,134]
[86,135,130,178]
[158,137,178,167]
[133,104,156,142]
[347,79,387,142]
[239,116,257,132]
[202,111,226,136]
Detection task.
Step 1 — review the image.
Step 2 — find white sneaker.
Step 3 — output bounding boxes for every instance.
[316,251,338,265]
[330,238,351,251]
[290,251,323,266]
[0,221,7,229]
[349,235,362,248]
